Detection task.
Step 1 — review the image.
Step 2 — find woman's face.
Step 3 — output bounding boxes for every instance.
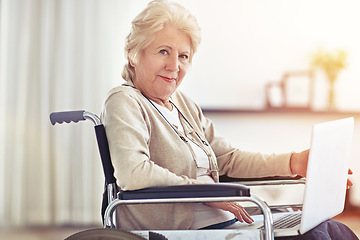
[132,26,191,105]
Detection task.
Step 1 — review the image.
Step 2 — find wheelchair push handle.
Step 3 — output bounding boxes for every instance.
[50,110,101,126]
[50,110,86,125]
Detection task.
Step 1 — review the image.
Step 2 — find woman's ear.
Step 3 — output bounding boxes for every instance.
[128,49,136,67]
[130,59,136,67]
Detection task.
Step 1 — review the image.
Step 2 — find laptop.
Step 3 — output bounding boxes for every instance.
[234,117,354,237]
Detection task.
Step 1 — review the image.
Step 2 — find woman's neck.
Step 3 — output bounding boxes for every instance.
[131,81,173,111]
[152,98,173,111]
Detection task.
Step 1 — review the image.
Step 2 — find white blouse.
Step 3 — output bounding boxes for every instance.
[152,102,235,229]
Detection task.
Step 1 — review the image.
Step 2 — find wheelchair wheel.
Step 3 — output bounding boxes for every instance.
[65,228,146,240]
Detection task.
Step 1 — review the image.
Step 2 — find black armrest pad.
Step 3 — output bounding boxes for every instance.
[118,183,250,200]
[219,175,303,182]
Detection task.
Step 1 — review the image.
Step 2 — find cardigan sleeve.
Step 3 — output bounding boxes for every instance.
[196,105,294,178]
[101,89,200,191]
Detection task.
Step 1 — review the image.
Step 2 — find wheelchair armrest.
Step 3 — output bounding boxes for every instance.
[219,175,305,186]
[107,183,274,239]
[118,183,250,200]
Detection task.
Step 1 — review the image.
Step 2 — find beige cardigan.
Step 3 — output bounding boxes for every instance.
[101,82,293,230]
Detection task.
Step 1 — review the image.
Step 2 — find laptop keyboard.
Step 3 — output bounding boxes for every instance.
[273,212,302,229]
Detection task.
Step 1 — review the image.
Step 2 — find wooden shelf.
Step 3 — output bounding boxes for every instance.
[202,107,360,116]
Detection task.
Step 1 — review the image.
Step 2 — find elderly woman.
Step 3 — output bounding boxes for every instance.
[101,0,358,239]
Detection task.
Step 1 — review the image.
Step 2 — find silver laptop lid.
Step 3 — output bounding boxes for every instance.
[300,117,354,234]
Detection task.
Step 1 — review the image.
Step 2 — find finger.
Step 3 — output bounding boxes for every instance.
[241,209,254,224]
[237,207,254,224]
[233,203,254,224]
[229,203,244,222]
[236,210,244,223]
[347,179,353,189]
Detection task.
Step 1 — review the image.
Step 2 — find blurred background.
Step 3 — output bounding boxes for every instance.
[1,0,359,238]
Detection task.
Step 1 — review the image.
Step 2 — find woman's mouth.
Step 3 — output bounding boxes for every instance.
[160,76,176,83]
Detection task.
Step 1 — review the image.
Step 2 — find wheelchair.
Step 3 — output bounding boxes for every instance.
[50,110,305,240]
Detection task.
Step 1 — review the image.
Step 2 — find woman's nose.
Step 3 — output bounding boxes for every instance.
[165,55,180,72]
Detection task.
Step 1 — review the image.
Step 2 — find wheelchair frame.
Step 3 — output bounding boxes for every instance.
[50,110,299,240]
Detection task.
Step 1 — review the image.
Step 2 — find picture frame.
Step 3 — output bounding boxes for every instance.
[266,70,314,110]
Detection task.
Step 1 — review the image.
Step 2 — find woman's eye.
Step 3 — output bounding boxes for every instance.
[159,49,168,55]
[179,54,189,60]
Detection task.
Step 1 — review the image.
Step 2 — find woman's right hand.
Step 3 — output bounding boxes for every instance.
[290,149,354,189]
[204,201,254,224]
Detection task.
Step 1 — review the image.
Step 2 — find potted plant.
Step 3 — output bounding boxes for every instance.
[311,49,347,110]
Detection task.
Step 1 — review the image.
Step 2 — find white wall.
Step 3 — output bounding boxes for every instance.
[179,0,360,111]
[110,0,360,110]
